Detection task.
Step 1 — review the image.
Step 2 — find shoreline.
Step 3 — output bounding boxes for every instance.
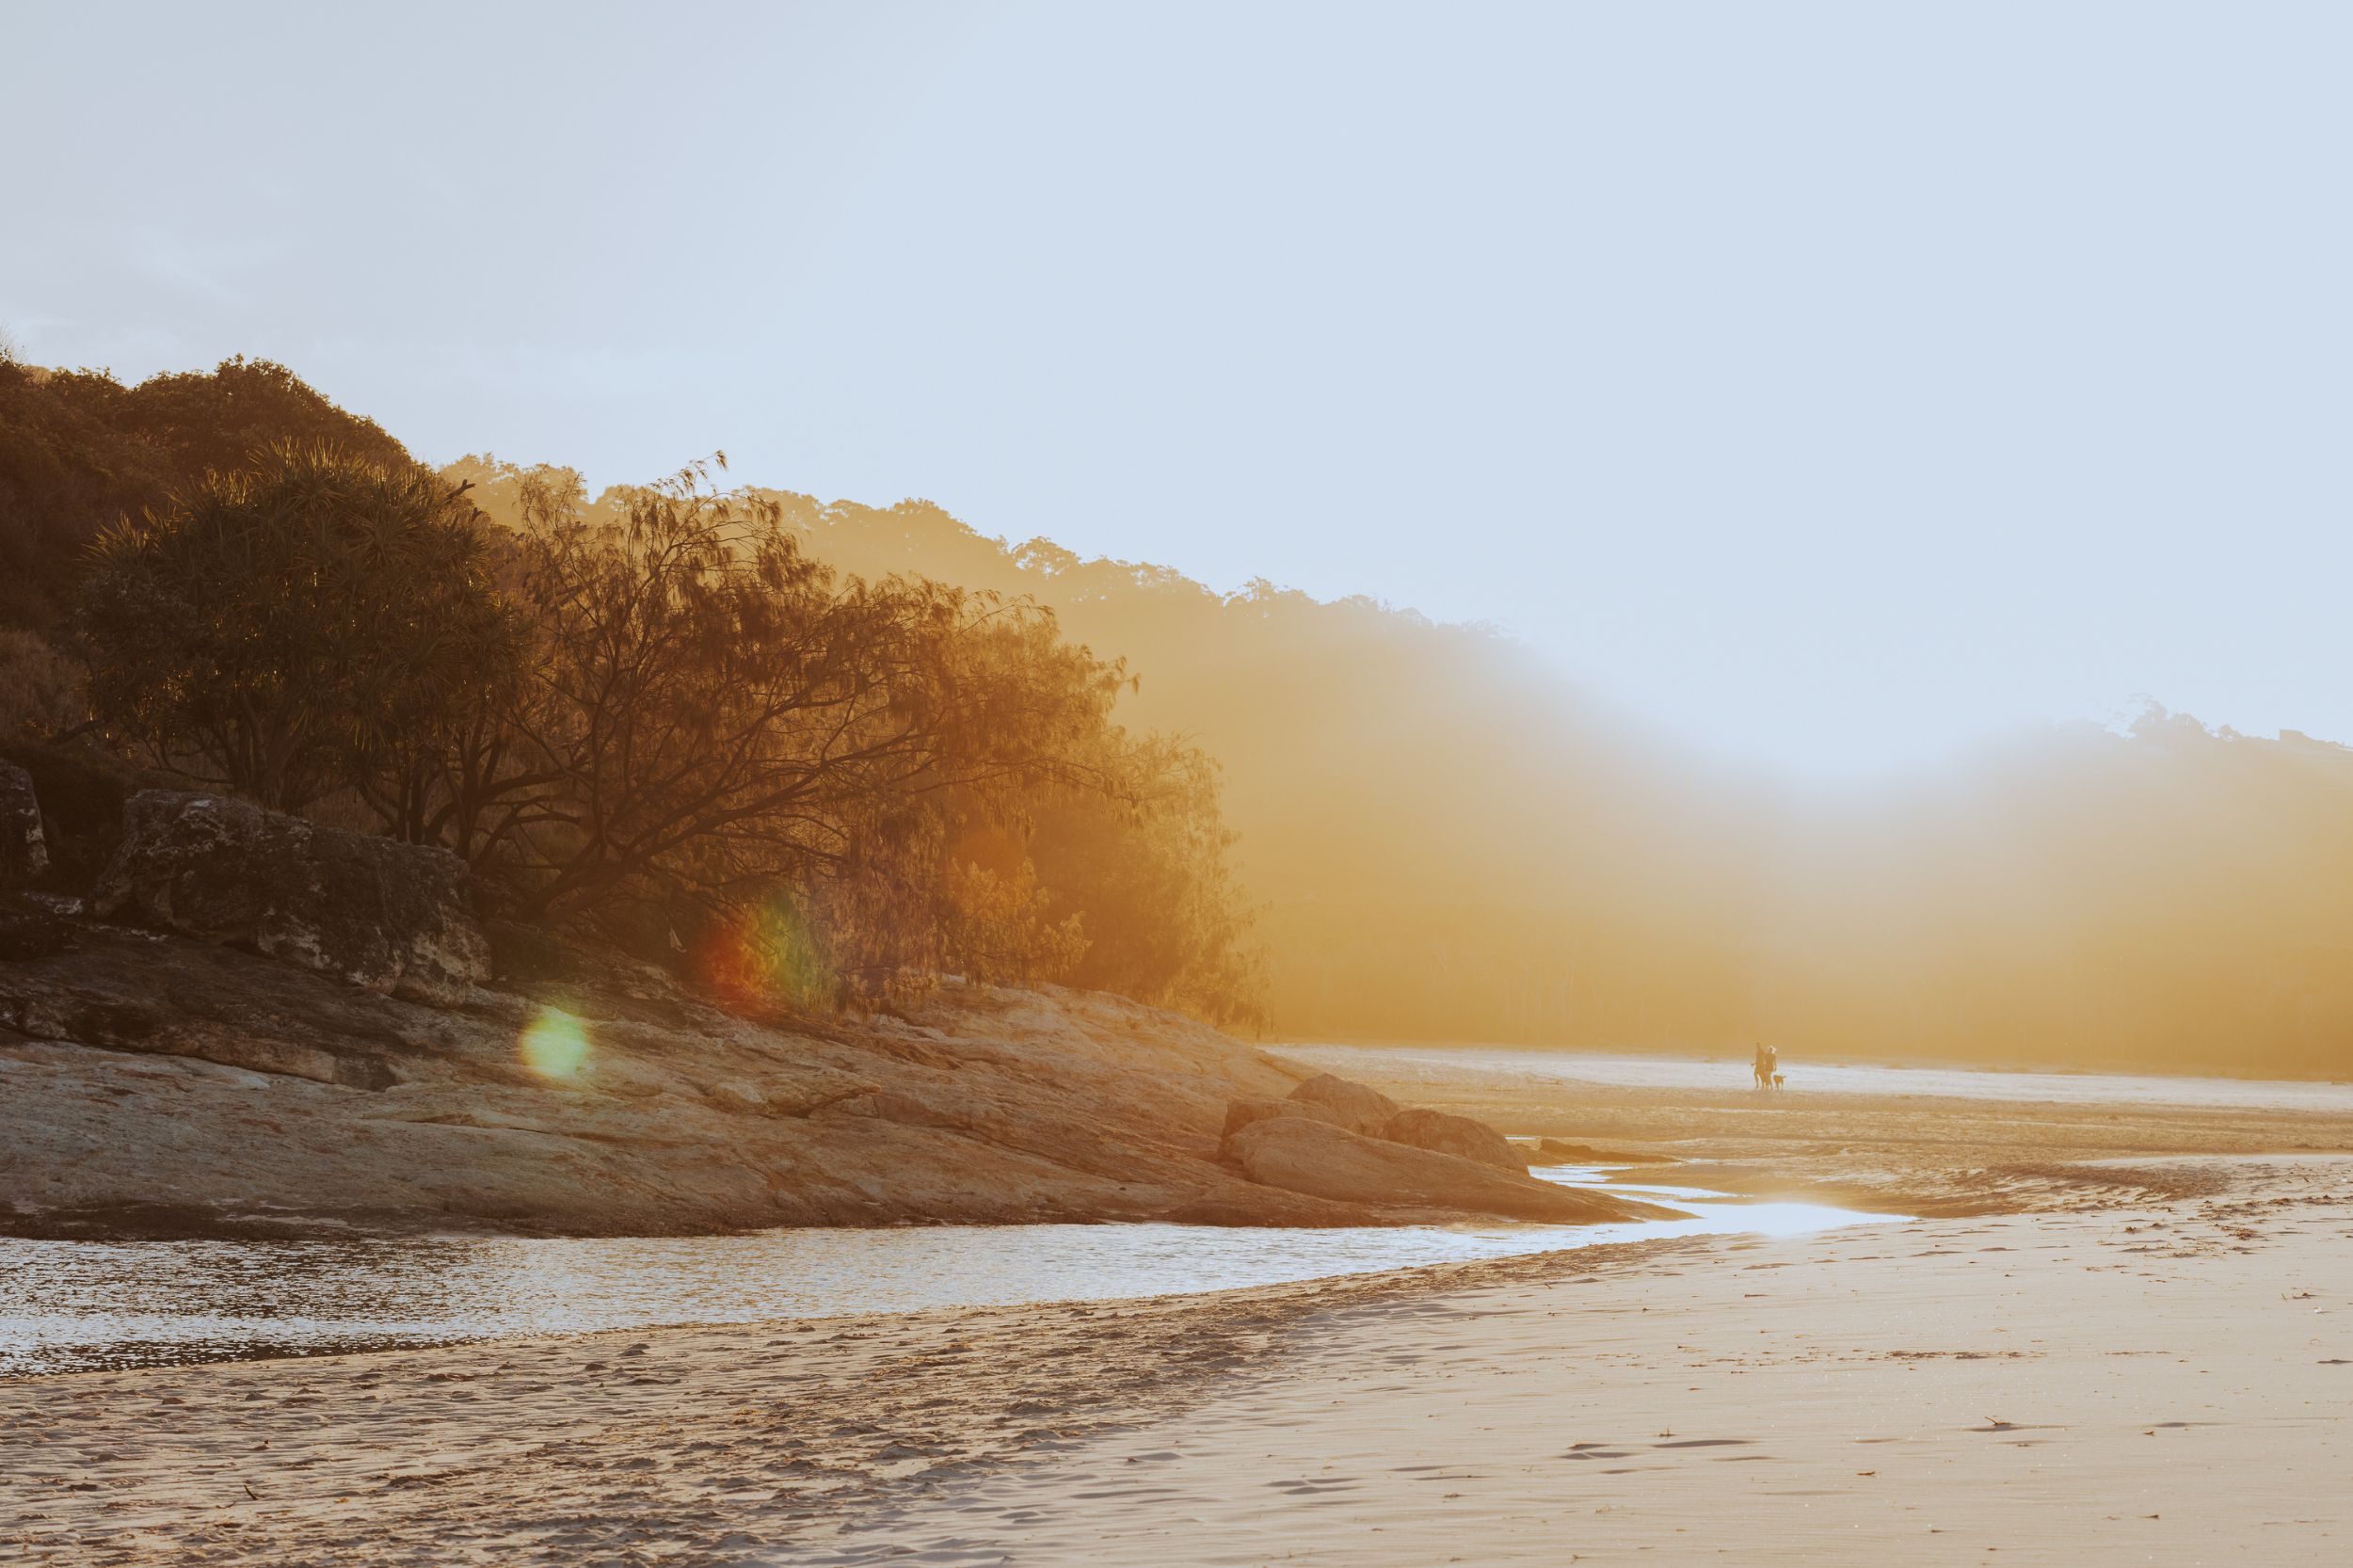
[1275,1036,2353,1089]
[8,1153,2350,1563]
[1,1163,1907,1383]
[11,1048,2353,1566]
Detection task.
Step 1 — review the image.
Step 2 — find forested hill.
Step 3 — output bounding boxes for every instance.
[7,355,2352,1077]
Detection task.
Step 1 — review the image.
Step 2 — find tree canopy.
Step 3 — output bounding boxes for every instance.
[0,356,407,632]
[78,444,520,813]
[67,440,1270,1025]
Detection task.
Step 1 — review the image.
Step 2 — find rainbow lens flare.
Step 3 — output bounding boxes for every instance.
[696,895,833,1005]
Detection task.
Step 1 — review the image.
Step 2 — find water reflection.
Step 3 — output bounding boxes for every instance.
[0,1169,1905,1380]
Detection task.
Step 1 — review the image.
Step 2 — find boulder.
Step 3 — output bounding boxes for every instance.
[1383,1107,1526,1172]
[1530,1137,1679,1166]
[0,762,47,888]
[91,791,490,1005]
[1222,1095,1355,1140]
[1287,1072,1401,1136]
[1222,1116,1680,1224]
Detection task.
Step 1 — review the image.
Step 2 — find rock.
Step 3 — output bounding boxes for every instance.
[1531,1138,1679,1166]
[90,791,490,1005]
[1383,1107,1527,1172]
[0,894,74,962]
[1222,1117,1679,1224]
[0,924,1387,1239]
[1221,1095,1352,1140]
[1287,1072,1401,1136]
[703,1080,771,1114]
[0,762,47,888]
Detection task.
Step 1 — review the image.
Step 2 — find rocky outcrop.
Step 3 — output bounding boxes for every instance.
[1221,1095,1352,1140]
[1287,1072,1401,1135]
[1383,1107,1527,1172]
[0,843,1676,1240]
[0,921,1425,1239]
[89,792,490,1005]
[1221,1117,1677,1224]
[0,762,46,888]
[1529,1137,1679,1165]
[1228,1086,1532,1182]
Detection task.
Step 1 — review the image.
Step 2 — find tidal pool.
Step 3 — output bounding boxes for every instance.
[0,1168,1903,1379]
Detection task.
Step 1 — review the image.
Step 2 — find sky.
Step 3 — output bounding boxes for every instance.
[6,2,2348,779]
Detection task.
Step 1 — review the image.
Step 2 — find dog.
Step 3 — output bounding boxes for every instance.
[1771,1072,1785,1090]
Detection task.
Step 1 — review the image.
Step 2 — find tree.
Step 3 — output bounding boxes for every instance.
[54,355,410,484]
[412,463,1123,929]
[0,361,174,632]
[78,444,520,812]
[2,357,413,636]
[1026,734,1268,1027]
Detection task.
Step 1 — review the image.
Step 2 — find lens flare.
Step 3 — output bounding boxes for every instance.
[519,1007,591,1080]
[695,895,833,1005]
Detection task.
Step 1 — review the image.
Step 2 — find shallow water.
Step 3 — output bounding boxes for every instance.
[0,1170,1902,1379]
[1280,1042,2353,1112]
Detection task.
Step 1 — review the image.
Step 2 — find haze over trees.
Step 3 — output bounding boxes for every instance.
[4,353,2351,1075]
[495,481,2353,1079]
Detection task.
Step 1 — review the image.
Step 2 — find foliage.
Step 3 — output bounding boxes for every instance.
[938,856,1092,988]
[0,628,88,739]
[0,357,405,634]
[407,463,1118,921]
[0,363,174,631]
[78,445,521,812]
[407,460,1266,1017]
[1029,737,1268,1028]
[34,364,1270,1028]
[42,355,410,489]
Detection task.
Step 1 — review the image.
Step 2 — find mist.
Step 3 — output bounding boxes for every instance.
[440,465,2353,1079]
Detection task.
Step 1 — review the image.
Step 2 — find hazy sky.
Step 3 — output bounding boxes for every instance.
[7,3,2348,777]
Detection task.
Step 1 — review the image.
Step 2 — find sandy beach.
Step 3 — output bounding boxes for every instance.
[7,1072,2353,1567]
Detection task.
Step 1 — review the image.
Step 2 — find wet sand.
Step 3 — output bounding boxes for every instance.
[8,1080,2353,1565]
[1286,1048,2353,1219]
